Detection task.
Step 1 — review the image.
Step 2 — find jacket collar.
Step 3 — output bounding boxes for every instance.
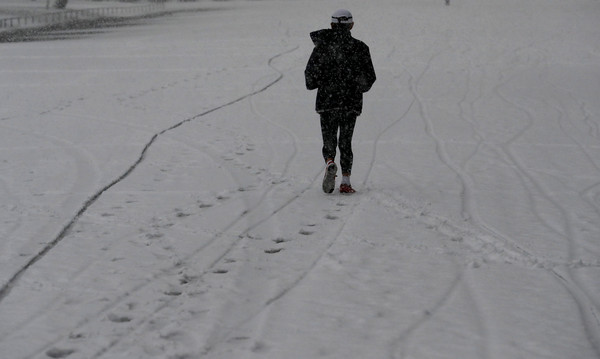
[310,29,351,46]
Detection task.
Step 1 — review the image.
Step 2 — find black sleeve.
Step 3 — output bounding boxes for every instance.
[305,47,321,90]
[357,45,376,93]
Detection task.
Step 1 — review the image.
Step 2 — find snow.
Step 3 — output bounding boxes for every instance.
[1,0,599,358]
[0,0,157,21]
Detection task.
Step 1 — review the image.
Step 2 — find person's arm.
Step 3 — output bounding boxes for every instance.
[305,48,322,90]
[357,45,376,93]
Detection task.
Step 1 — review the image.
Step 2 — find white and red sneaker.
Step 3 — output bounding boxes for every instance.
[339,184,356,194]
[322,160,337,193]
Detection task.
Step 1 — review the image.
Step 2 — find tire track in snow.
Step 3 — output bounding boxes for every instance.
[198,62,417,354]
[381,33,600,358]
[552,268,600,358]
[370,189,496,359]
[101,106,325,356]
[494,84,600,356]
[363,93,416,189]
[440,29,559,268]
[200,54,463,355]
[83,166,326,359]
[26,46,305,359]
[0,46,299,305]
[0,123,102,300]
[365,5,594,358]
[334,60,479,357]
[439,46,600,354]
[548,91,600,245]
[198,188,363,357]
[247,78,409,306]
[248,74,300,186]
[405,44,583,271]
[405,46,478,222]
[391,269,465,359]
[327,56,479,359]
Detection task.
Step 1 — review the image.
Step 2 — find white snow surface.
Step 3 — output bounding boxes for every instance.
[1,0,600,358]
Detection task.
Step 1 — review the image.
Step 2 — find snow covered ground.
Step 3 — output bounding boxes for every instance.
[1,0,600,358]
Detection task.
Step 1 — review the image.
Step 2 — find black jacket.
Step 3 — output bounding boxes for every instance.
[305,29,376,114]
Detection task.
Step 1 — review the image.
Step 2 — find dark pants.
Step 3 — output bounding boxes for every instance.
[320,110,357,175]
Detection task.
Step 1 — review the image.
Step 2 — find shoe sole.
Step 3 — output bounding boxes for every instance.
[322,163,337,193]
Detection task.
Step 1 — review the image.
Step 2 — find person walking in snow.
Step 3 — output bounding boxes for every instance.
[305,9,376,194]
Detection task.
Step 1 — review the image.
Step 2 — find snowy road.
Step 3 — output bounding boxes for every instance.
[1,0,600,358]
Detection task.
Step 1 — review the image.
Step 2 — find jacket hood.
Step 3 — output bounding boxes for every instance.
[310,29,351,46]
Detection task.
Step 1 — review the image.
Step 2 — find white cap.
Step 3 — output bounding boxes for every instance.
[331,9,353,24]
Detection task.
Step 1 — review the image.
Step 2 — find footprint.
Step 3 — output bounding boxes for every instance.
[146,233,164,239]
[160,330,183,340]
[299,229,314,236]
[107,313,132,323]
[46,348,75,358]
[212,269,228,274]
[251,341,268,353]
[179,273,198,285]
[325,214,338,220]
[68,333,85,339]
[164,289,183,296]
[264,248,283,254]
[227,336,250,343]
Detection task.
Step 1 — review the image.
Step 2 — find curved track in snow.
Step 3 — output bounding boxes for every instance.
[1,1,599,358]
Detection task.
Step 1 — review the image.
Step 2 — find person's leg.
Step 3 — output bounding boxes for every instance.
[338,112,357,176]
[338,112,357,193]
[320,112,339,164]
[320,112,340,193]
